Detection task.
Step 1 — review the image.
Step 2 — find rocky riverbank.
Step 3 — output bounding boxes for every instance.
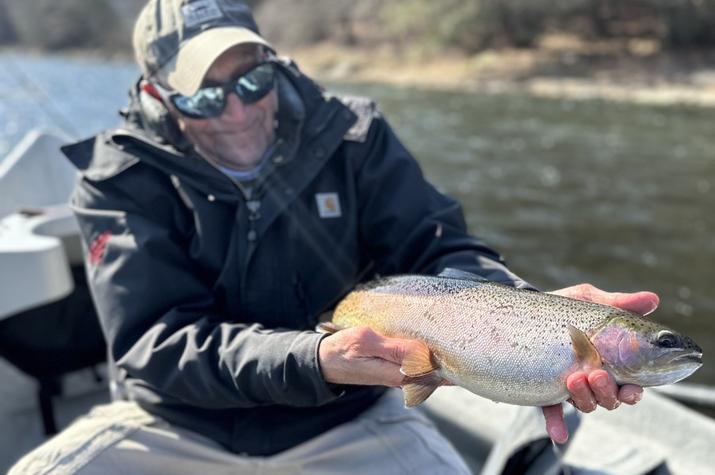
[3,0,715,107]
[286,38,715,107]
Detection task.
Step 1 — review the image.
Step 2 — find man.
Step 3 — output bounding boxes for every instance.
[10,1,658,473]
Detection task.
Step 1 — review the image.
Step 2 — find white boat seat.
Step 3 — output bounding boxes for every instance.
[0,129,80,319]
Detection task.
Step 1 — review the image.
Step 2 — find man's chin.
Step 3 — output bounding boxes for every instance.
[196,135,270,169]
[211,150,264,170]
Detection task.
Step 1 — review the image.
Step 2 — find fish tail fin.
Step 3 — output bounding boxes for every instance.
[402,372,442,407]
[317,322,344,334]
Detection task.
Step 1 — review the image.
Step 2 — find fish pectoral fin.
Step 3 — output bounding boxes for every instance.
[317,322,344,334]
[402,372,442,407]
[568,324,602,369]
[400,342,438,377]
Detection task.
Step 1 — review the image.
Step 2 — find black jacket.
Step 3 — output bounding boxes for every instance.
[62,60,529,455]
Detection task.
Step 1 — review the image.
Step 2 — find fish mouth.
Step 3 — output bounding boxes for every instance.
[672,352,703,365]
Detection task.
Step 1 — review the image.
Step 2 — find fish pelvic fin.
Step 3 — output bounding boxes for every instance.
[317,322,344,334]
[400,342,438,377]
[402,372,442,407]
[568,324,602,369]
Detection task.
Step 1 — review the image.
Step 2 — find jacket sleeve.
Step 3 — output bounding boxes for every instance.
[71,173,341,410]
[352,114,534,289]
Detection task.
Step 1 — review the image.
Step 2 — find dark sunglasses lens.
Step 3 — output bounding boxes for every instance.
[172,87,225,119]
[234,63,275,104]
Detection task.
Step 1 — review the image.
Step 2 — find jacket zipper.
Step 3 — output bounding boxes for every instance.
[232,182,262,310]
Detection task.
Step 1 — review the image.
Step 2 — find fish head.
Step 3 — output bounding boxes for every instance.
[592,312,703,387]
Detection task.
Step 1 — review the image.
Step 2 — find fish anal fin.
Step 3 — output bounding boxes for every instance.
[402,372,442,407]
[317,322,344,334]
[400,341,438,377]
[568,324,602,369]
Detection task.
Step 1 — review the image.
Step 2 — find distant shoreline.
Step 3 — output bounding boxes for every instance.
[287,42,715,108]
[5,41,715,108]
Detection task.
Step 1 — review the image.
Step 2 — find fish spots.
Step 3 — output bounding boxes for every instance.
[334,274,700,404]
[424,312,438,324]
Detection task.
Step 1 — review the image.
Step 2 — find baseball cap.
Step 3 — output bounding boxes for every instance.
[133,0,273,96]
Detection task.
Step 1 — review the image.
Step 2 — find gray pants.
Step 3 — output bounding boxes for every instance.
[9,390,471,475]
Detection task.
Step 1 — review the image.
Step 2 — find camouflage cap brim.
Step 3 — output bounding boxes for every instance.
[158,26,272,96]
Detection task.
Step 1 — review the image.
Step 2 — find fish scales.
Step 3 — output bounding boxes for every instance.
[332,274,703,407]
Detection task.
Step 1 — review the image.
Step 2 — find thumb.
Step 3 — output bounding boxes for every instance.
[606,291,660,316]
[542,404,569,444]
[552,284,659,316]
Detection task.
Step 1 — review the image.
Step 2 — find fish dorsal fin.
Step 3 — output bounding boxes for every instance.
[568,324,602,369]
[438,268,487,283]
[402,373,442,407]
[400,342,438,377]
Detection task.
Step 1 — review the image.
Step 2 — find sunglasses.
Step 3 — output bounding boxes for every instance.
[154,62,276,119]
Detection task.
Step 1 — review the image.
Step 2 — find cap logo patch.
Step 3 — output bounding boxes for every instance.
[182,0,223,29]
[315,193,342,219]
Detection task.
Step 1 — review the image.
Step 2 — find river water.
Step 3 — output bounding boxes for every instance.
[1,52,713,387]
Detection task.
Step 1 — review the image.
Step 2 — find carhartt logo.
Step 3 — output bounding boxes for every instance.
[315,193,341,218]
[182,0,223,29]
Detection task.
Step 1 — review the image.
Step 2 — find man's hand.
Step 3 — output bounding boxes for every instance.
[318,327,429,387]
[542,283,660,444]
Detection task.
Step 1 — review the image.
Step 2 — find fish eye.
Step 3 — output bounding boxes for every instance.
[656,330,679,348]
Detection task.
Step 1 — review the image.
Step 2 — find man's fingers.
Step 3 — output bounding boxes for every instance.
[343,327,428,368]
[377,335,426,365]
[319,329,408,386]
[606,291,660,316]
[551,284,660,316]
[541,404,569,444]
[337,327,400,363]
[587,370,620,410]
[565,373,597,412]
[618,384,644,405]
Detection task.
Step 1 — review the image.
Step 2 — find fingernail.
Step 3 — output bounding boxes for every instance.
[579,397,597,413]
[551,426,568,443]
[593,376,608,389]
[623,391,642,404]
[610,400,621,410]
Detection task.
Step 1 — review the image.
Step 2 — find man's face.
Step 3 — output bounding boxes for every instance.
[172,44,277,171]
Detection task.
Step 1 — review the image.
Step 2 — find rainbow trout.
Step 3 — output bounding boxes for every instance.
[325,273,703,407]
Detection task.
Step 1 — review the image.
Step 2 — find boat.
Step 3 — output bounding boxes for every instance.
[0,129,106,471]
[0,129,713,474]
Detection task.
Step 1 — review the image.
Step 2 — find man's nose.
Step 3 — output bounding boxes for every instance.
[222,92,251,122]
